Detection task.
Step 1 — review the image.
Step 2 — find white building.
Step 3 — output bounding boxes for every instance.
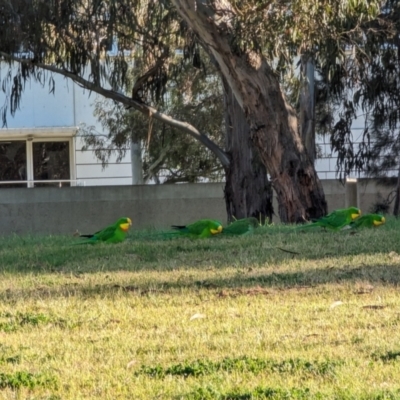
[0,66,387,188]
[0,72,133,188]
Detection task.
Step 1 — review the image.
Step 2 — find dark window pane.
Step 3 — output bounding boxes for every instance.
[33,142,70,187]
[0,141,27,188]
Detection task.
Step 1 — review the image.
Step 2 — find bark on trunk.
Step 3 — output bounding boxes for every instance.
[223,79,274,223]
[131,138,144,185]
[393,162,400,217]
[172,0,327,222]
[394,42,400,217]
[300,54,316,164]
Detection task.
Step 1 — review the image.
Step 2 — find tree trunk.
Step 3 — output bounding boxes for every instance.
[172,0,327,222]
[394,42,400,217]
[131,138,144,185]
[300,54,316,164]
[393,162,400,217]
[223,78,274,223]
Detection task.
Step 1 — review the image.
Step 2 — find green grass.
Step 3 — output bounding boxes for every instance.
[0,218,400,399]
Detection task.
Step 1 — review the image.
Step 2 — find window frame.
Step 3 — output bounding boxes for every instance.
[0,128,77,188]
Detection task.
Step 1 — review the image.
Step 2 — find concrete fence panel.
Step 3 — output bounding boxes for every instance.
[0,180,394,235]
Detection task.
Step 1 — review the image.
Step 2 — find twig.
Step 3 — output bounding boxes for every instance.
[276,247,300,255]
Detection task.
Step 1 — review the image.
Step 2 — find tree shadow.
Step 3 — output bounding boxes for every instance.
[1,224,399,280]
[373,351,400,363]
[1,261,399,301]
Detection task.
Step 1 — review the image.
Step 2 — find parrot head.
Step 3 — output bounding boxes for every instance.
[349,207,362,220]
[210,222,223,235]
[118,217,132,232]
[373,215,385,227]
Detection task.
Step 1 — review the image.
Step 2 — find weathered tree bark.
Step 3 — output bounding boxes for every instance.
[300,54,316,164]
[393,163,400,217]
[393,40,400,218]
[223,79,274,223]
[172,0,327,222]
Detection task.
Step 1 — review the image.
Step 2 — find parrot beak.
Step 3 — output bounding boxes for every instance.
[127,218,132,226]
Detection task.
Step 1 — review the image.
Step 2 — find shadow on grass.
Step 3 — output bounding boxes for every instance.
[372,350,400,363]
[0,232,398,266]
[1,261,400,301]
[1,221,400,278]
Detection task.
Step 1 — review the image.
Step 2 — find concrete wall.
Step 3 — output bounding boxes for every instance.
[0,183,227,235]
[357,179,396,213]
[0,180,393,236]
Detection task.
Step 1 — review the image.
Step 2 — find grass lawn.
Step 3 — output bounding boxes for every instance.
[1,219,400,399]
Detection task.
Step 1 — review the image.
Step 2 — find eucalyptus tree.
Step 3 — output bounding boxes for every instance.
[0,0,384,221]
[314,0,400,213]
[82,54,226,185]
[0,0,275,222]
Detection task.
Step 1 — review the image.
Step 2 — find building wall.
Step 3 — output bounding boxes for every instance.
[0,65,75,128]
[315,117,398,180]
[0,180,392,236]
[74,136,133,186]
[0,66,134,186]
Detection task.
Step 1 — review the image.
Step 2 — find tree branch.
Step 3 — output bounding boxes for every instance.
[0,52,230,168]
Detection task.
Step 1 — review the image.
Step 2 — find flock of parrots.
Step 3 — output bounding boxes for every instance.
[76,206,386,244]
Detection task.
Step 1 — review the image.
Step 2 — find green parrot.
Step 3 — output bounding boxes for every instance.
[221,217,260,236]
[349,213,386,229]
[170,219,223,238]
[78,217,132,244]
[297,207,361,231]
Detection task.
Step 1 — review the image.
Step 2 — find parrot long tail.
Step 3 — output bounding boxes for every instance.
[294,222,321,230]
[171,225,187,230]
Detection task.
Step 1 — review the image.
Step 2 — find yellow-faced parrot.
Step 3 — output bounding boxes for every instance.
[78,217,132,244]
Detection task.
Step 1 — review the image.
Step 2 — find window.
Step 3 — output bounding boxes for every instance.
[0,136,74,188]
[0,141,27,188]
[32,141,71,187]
